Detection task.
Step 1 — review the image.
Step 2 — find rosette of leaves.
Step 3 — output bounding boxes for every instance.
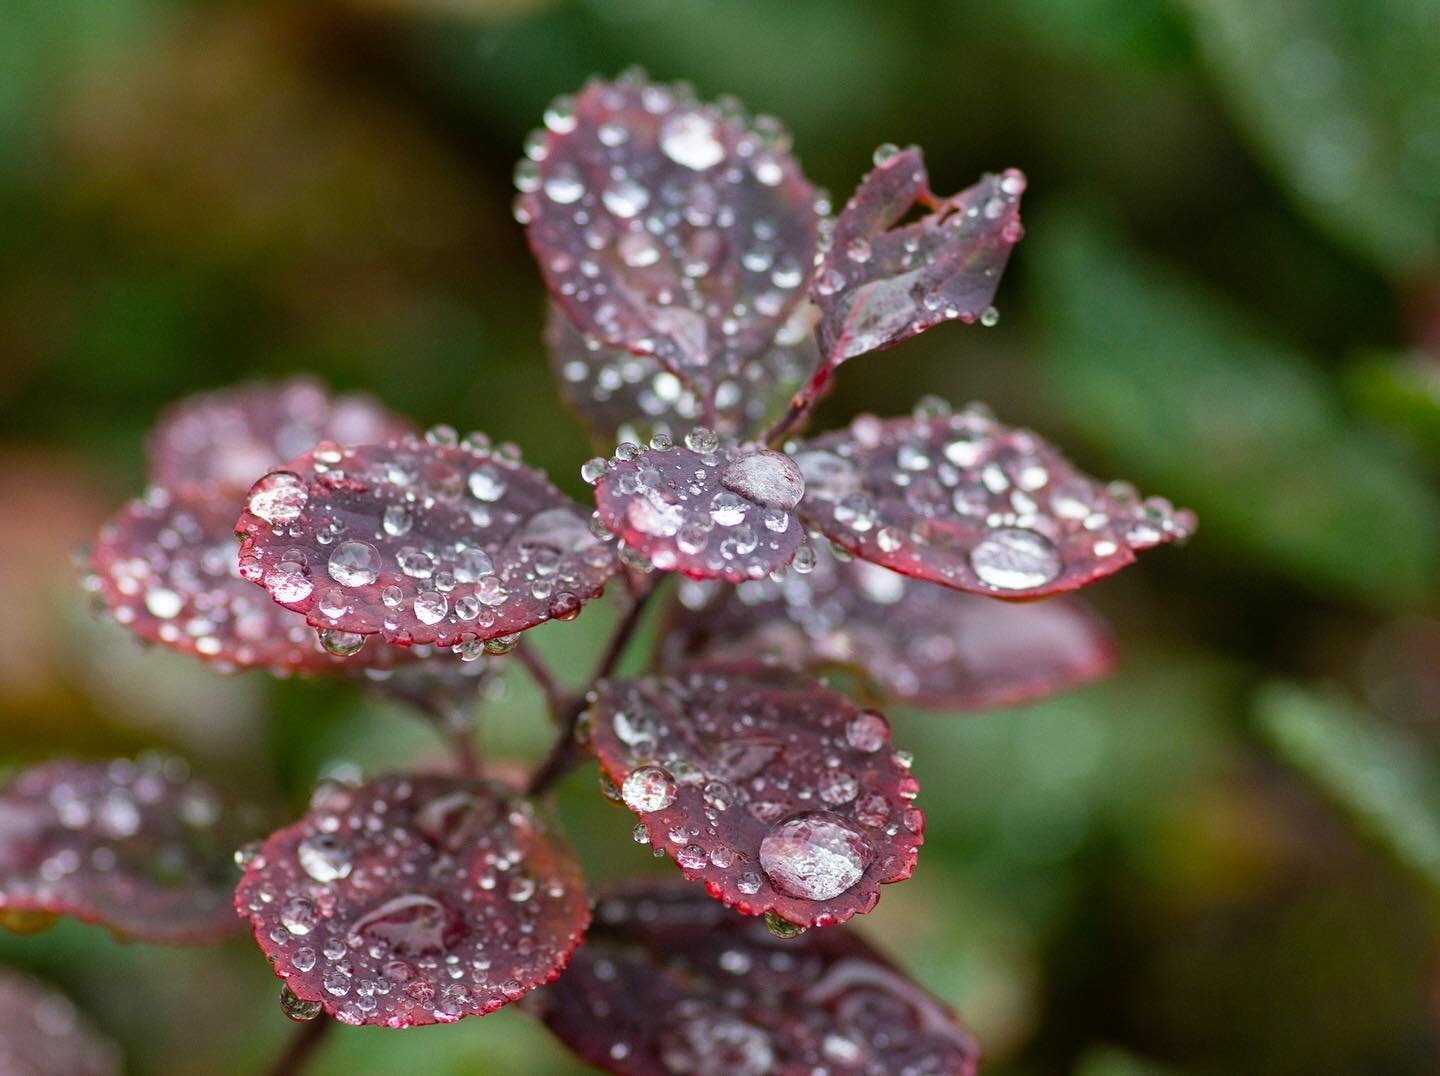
[58,70,1193,1071]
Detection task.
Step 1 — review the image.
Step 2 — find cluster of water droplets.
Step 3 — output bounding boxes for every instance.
[548,299,815,446]
[516,72,822,378]
[237,431,617,647]
[676,541,1114,711]
[149,377,413,489]
[0,756,235,940]
[235,776,585,1027]
[544,888,976,1075]
[815,145,1024,362]
[85,485,377,672]
[587,429,812,581]
[593,665,921,927]
[793,398,1196,596]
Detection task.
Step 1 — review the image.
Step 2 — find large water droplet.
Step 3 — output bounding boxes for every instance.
[660,111,725,170]
[248,472,308,525]
[970,527,1061,590]
[758,811,872,901]
[298,834,353,882]
[328,541,380,587]
[720,450,804,510]
[350,893,458,958]
[622,766,677,813]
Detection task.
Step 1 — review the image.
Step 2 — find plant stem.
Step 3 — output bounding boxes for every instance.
[527,582,656,796]
[763,359,835,448]
[514,643,572,724]
[265,1017,330,1076]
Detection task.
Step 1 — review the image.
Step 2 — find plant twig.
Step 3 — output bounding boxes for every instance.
[514,643,572,724]
[527,582,656,796]
[264,1017,330,1076]
[763,359,835,447]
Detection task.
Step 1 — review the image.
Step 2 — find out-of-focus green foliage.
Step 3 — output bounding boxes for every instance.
[1032,215,1440,610]
[1188,0,1440,278]
[1256,682,1440,893]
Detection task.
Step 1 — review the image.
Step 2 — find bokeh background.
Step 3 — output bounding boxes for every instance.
[4,0,1440,1073]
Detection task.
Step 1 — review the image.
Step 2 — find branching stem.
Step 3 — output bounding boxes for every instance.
[527,581,656,796]
[264,1017,330,1076]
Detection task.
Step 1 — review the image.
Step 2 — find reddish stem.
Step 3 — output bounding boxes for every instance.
[264,1017,330,1076]
[527,582,656,796]
[514,643,573,724]
[763,357,836,447]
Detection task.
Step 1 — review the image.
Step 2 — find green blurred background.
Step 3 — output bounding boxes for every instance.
[3,0,1440,1073]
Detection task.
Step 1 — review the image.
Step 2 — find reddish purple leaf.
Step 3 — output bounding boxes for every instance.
[85,484,412,672]
[234,774,589,1027]
[794,403,1197,599]
[814,146,1025,364]
[519,75,820,391]
[587,661,922,928]
[664,543,1116,712]
[235,434,619,647]
[537,880,979,1076]
[547,301,816,446]
[0,971,122,1076]
[148,377,415,491]
[0,757,248,942]
[590,439,807,582]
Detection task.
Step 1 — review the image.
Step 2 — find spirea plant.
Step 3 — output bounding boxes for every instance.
[4,71,1195,1073]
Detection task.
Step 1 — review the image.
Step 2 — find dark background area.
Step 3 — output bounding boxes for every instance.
[2,1,1440,1073]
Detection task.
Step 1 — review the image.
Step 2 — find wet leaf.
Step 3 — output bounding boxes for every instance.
[547,301,815,447]
[148,377,415,491]
[86,484,413,672]
[537,880,979,1076]
[0,970,122,1076]
[0,757,248,943]
[588,661,922,928]
[665,543,1116,712]
[794,402,1195,600]
[519,75,820,393]
[234,774,589,1027]
[235,434,619,647]
[589,438,807,581]
[814,146,1024,365]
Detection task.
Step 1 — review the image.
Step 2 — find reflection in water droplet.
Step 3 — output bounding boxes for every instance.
[350,893,458,959]
[970,527,1061,590]
[720,451,805,510]
[298,834,353,883]
[328,541,380,587]
[622,766,677,813]
[759,812,873,901]
[660,112,726,171]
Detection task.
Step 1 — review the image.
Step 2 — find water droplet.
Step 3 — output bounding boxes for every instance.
[660,111,725,170]
[970,527,1061,590]
[298,834,353,883]
[280,984,322,1022]
[720,450,805,510]
[328,541,380,587]
[621,766,677,813]
[873,142,901,166]
[319,629,365,657]
[759,812,872,901]
[382,505,413,537]
[468,467,508,502]
[145,587,182,619]
[847,710,890,756]
[248,472,308,525]
[414,591,448,624]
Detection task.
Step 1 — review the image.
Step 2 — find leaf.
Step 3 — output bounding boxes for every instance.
[1255,682,1440,891]
[233,774,589,1027]
[0,756,248,943]
[1187,0,1440,277]
[664,542,1116,712]
[793,402,1194,600]
[1033,215,1440,608]
[0,970,122,1076]
[814,146,1024,365]
[235,433,619,647]
[546,300,815,447]
[587,661,922,928]
[519,74,820,392]
[537,880,979,1076]
[590,437,807,581]
[148,377,415,491]
[86,484,413,672]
